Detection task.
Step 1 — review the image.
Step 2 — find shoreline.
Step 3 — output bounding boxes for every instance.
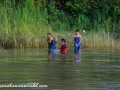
[0,32,120,49]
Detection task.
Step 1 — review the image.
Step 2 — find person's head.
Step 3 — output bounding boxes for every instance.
[61,38,66,44]
[47,33,52,38]
[75,29,80,35]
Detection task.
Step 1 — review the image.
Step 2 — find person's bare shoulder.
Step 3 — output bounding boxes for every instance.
[79,34,82,40]
[50,37,53,40]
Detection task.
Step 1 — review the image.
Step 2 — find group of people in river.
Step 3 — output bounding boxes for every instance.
[47,29,82,54]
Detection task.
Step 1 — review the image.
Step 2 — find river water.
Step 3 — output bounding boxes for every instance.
[0,49,120,90]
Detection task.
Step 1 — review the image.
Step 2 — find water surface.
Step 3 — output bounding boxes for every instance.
[0,49,120,90]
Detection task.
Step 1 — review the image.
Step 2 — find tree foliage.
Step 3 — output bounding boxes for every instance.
[0,0,120,32]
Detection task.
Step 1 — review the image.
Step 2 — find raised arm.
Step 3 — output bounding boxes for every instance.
[57,41,62,45]
[47,37,53,43]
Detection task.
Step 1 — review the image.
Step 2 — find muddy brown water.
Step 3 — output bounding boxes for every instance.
[0,49,120,90]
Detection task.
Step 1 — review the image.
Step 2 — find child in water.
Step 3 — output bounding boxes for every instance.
[73,29,82,54]
[58,38,67,53]
[47,33,56,52]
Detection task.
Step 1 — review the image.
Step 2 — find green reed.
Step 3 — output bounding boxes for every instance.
[0,3,120,49]
[0,4,52,48]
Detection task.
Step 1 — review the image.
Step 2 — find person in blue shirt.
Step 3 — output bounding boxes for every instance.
[73,29,82,54]
[47,33,56,53]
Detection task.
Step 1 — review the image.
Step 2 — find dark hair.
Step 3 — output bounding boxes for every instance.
[61,38,66,42]
[75,29,79,32]
[47,33,51,35]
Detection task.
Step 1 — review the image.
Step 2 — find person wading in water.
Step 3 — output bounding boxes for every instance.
[47,33,56,53]
[73,29,82,54]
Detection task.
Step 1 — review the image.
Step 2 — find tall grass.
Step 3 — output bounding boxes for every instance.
[0,4,52,48]
[0,3,120,49]
[53,31,120,49]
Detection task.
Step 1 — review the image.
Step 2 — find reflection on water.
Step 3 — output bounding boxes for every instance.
[60,53,67,61]
[0,49,120,90]
[73,54,81,81]
[48,53,56,60]
[48,51,67,61]
[74,53,81,64]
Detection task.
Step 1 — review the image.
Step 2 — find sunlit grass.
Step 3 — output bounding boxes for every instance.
[0,3,120,49]
[82,31,120,49]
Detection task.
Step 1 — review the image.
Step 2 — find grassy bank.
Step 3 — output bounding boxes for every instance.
[0,4,120,49]
[54,31,120,49]
[0,4,51,48]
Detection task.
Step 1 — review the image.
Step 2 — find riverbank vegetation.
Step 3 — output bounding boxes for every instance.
[0,0,120,49]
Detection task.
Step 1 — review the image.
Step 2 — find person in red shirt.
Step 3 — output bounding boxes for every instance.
[58,38,67,53]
